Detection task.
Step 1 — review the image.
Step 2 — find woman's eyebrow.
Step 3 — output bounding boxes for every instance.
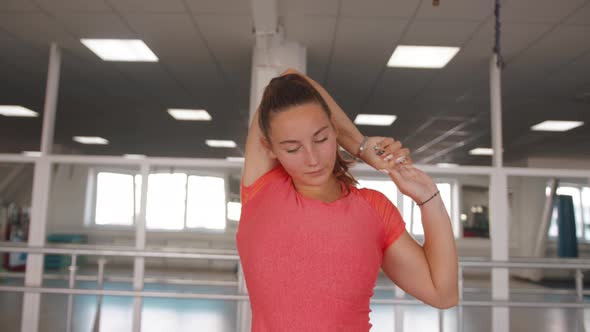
[279,140,300,145]
[279,126,329,145]
[313,126,329,136]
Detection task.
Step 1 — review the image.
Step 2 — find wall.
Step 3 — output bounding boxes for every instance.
[2,157,589,278]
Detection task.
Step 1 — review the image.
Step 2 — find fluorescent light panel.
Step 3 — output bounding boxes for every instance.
[168,109,211,121]
[226,157,245,162]
[22,151,42,157]
[206,140,236,148]
[354,114,397,126]
[388,45,460,69]
[531,120,584,132]
[469,148,493,156]
[81,39,158,62]
[0,105,38,117]
[436,163,459,167]
[73,136,109,145]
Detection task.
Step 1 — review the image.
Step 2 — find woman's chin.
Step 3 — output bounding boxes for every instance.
[302,169,333,185]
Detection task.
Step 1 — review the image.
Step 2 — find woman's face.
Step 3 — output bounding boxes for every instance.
[266,102,338,188]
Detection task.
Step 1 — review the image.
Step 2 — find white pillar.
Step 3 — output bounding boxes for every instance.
[132,163,149,332]
[21,43,61,332]
[239,3,306,331]
[489,53,509,332]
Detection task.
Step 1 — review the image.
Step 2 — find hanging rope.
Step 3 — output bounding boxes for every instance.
[493,0,504,68]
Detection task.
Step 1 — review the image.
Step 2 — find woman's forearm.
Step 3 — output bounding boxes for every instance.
[420,195,459,305]
[300,75,365,156]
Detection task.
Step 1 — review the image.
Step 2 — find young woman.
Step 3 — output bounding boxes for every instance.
[237,69,458,331]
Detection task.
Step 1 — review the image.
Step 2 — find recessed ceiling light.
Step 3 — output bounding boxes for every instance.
[73,136,109,145]
[22,151,42,157]
[469,148,493,156]
[0,105,38,117]
[206,140,237,148]
[80,39,158,62]
[436,163,459,167]
[531,120,584,132]
[167,109,212,121]
[124,154,146,159]
[387,45,460,69]
[226,157,245,162]
[354,114,397,126]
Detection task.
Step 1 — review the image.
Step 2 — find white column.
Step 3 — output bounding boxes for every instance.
[132,163,149,332]
[21,43,61,332]
[238,2,306,331]
[489,54,509,332]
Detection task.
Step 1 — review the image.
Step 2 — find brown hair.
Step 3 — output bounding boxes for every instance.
[258,74,358,189]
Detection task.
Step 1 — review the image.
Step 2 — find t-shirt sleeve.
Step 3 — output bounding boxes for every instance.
[359,188,406,251]
[241,165,286,206]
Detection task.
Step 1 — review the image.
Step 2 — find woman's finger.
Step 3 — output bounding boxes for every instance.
[392,148,410,163]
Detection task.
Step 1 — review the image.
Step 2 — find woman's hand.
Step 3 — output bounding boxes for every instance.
[359,137,411,172]
[360,137,438,204]
[280,68,303,77]
[386,165,439,205]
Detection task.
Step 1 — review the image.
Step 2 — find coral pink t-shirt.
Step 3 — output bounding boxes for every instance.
[236,165,405,331]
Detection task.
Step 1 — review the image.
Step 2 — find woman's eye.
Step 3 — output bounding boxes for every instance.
[286,147,300,153]
[314,137,328,143]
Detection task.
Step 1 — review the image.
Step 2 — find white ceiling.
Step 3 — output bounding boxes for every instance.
[0,0,589,165]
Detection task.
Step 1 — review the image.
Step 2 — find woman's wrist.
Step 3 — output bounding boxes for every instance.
[355,136,368,158]
[416,190,440,206]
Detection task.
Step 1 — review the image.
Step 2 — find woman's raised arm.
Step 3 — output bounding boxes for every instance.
[242,107,277,187]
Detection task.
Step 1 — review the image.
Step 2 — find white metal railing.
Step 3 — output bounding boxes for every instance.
[1,243,590,332]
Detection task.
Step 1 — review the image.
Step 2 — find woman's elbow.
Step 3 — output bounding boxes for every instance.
[433,290,459,309]
[431,289,459,309]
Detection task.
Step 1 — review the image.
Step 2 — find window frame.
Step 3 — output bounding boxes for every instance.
[86,166,229,233]
[355,175,459,239]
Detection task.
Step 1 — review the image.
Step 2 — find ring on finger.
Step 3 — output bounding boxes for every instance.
[395,156,407,164]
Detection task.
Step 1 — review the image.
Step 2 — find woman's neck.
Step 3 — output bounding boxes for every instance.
[293,175,343,203]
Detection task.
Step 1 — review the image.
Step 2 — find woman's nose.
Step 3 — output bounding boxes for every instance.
[303,146,319,166]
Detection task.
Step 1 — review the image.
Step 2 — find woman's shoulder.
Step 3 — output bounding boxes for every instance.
[241,164,290,205]
[355,186,390,204]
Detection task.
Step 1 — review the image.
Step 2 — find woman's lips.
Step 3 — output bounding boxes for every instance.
[306,168,324,176]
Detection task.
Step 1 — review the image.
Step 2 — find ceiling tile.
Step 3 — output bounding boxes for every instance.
[35,0,112,12]
[280,0,339,16]
[194,14,253,94]
[565,1,590,25]
[0,0,38,12]
[326,17,408,110]
[185,0,250,15]
[53,12,135,38]
[283,15,337,82]
[109,0,187,13]
[502,0,587,24]
[0,13,83,51]
[121,13,212,62]
[416,0,492,21]
[401,19,481,46]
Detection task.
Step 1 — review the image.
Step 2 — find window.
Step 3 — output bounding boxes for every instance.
[92,170,226,230]
[357,178,456,238]
[95,172,136,226]
[403,182,452,237]
[227,202,242,222]
[186,176,226,230]
[547,185,589,241]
